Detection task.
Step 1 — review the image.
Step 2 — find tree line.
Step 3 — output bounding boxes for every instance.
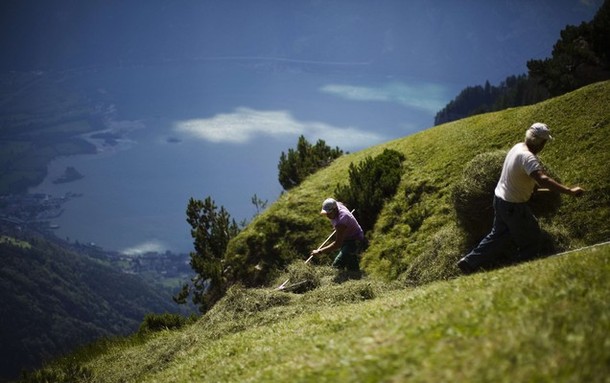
[435,0,610,125]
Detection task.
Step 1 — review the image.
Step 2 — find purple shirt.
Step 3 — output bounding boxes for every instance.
[331,202,364,241]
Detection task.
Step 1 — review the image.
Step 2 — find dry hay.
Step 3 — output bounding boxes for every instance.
[274,261,331,293]
[195,261,390,339]
[301,279,379,305]
[453,150,562,243]
[198,284,294,337]
[212,285,293,320]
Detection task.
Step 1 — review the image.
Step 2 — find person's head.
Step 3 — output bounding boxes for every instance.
[320,198,338,219]
[525,122,553,153]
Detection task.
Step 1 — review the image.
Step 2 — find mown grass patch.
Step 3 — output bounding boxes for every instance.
[102,244,609,383]
[23,244,607,383]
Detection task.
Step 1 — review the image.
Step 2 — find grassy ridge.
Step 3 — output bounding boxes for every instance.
[229,80,610,285]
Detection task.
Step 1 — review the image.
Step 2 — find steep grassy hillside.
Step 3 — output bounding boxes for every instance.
[24,244,610,382]
[228,80,609,286]
[18,81,610,383]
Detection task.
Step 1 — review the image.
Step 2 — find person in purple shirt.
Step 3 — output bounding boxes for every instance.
[310,198,365,274]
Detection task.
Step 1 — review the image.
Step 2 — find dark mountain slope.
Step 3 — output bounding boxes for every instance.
[0,237,178,380]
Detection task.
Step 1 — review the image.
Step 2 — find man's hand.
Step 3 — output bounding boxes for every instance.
[311,249,322,257]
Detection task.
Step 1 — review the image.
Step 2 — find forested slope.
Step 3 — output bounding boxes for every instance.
[0,237,179,380]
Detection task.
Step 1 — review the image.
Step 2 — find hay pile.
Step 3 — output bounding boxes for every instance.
[196,285,294,337]
[453,150,563,243]
[452,151,505,241]
[195,260,387,340]
[275,261,326,293]
[212,285,294,321]
[274,261,386,305]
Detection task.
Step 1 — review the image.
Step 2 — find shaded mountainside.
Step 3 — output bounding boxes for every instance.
[0,237,180,381]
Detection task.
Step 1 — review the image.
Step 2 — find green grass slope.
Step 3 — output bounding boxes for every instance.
[29,244,610,382]
[228,80,609,286]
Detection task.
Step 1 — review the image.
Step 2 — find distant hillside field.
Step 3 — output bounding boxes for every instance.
[21,80,610,383]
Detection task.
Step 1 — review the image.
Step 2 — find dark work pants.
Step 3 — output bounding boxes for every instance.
[464,196,540,269]
[332,240,361,271]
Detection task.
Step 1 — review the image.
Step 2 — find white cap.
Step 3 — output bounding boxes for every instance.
[528,122,553,140]
[320,198,338,215]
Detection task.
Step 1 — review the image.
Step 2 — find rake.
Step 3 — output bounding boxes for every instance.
[276,208,356,291]
[276,228,336,290]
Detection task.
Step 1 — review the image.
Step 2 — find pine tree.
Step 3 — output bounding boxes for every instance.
[174,197,240,312]
[278,135,343,190]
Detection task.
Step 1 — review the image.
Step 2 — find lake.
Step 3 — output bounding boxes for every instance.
[30,59,454,254]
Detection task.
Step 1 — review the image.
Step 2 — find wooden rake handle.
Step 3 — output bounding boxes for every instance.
[276,208,356,290]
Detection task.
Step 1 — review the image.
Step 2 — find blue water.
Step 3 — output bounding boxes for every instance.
[30,60,453,254]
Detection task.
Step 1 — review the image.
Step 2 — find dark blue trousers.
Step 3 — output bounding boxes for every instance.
[464,196,540,269]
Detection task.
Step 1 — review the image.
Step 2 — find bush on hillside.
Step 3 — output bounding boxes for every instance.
[335,149,406,233]
[225,212,317,289]
[175,196,241,313]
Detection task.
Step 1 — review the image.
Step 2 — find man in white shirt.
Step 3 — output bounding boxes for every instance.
[457,123,584,274]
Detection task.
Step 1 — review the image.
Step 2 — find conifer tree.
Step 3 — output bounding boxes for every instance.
[174,197,240,312]
[335,149,405,233]
[278,135,343,190]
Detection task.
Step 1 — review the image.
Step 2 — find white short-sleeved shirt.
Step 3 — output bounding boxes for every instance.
[494,142,542,203]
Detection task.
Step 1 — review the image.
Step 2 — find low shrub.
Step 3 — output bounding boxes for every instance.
[138,313,197,335]
[335,148,406,233]
[278,135,344,190]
